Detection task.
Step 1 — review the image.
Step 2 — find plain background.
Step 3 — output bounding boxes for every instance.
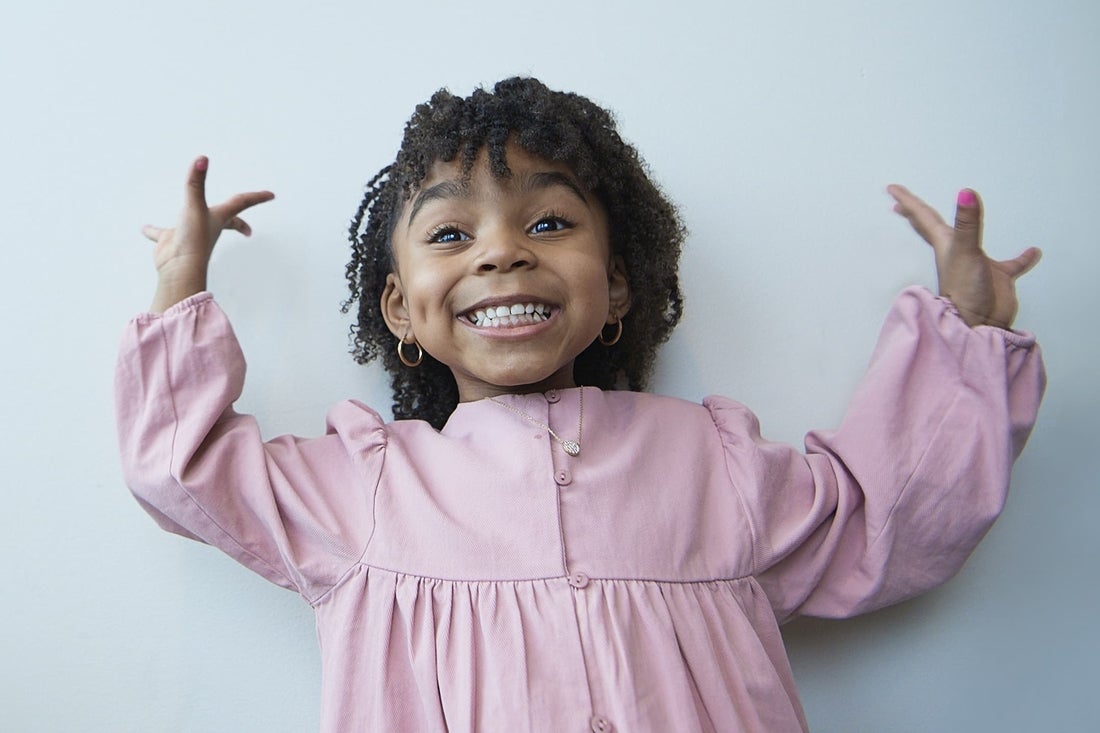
[2,1,1096,730]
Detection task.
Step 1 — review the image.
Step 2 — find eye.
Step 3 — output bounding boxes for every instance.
[428,226,470,245]
[529,215,573,234]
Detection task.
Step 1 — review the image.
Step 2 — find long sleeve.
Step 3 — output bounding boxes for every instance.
[114,293,386,603]
[708,286,1045,623]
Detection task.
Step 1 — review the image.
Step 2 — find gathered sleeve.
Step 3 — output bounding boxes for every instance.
[114,293,386,604]
[707,287,1045,623]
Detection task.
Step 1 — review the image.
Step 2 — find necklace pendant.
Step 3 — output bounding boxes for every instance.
[562,440,581,457]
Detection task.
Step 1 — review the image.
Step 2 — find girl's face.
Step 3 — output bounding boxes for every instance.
[382,142,631,403]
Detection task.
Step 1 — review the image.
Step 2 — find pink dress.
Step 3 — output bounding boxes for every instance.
[114,287,1044,732]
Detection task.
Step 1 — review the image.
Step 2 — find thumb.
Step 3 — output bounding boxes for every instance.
[185,155,210,211]
[953,188,983,252]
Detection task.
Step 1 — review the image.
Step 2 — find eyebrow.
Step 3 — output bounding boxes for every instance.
[521,171,590,207]
[406,180,468,230]
[405,170,591,230]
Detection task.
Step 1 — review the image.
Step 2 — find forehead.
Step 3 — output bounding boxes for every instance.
[398,143,599,231]
[418,144,586,199]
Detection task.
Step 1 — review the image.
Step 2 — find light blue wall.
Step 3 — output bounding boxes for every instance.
[2,1,1095,730]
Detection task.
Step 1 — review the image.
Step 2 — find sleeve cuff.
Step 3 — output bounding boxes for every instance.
[131,291,215,325]
[903,286,1037,349]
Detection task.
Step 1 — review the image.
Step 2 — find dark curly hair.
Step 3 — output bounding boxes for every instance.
[344,77,685,429]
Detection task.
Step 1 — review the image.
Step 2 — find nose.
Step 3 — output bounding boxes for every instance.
[474,226,537,273]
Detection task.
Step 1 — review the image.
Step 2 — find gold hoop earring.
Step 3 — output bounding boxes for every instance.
[397,336,423,367]
[599,319,623,346]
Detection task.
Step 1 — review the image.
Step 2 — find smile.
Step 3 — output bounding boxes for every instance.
[463,302,553,328]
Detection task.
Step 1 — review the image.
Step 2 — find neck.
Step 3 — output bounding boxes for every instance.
[455,365,577,403]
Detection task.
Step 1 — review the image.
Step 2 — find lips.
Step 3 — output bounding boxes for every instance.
[463,301,553,328]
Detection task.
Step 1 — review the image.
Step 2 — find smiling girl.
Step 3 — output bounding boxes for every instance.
[117,77,1044,732]
[379,145,630,402]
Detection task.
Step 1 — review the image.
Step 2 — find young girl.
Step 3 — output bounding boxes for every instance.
[117,77,1045,732]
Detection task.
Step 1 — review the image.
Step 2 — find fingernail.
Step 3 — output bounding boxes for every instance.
[195,157,209,171]
[957,189,977,207]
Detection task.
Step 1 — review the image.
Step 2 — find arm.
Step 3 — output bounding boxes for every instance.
[721,289,1044,621]
[116,295,384,602]
[720,188,1045,621]
[118,159,380,602]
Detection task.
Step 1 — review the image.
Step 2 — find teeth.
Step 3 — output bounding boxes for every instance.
[467,302,551,327]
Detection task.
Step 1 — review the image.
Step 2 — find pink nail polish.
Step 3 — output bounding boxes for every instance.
[195,157,209,171]
[957,189,977,207]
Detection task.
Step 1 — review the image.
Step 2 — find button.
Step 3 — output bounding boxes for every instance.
[590,715,613,732]
[555,469,572,486]
[568,571,590,589]
[545,389,561,403]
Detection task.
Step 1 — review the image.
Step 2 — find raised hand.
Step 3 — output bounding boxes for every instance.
[143,156,274,313]
[887,185,1041,329]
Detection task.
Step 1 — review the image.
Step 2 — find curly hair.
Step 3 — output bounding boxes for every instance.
[344,77,685,429]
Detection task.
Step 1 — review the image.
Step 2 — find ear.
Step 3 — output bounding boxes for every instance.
[381,272,413,340]
[607,255,632,323]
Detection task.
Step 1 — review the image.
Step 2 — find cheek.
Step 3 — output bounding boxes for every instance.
[401,271,454,325]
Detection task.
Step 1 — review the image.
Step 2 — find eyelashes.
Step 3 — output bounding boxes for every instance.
[426,211,576,245]
[529,215,572,234]
[426,225,469,245]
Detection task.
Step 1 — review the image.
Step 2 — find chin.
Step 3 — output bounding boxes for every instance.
[460,363,573,395]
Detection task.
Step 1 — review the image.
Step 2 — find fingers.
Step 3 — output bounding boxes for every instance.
[145,157,275,245]
[952,188,983,253]
[998,246,1043,279]
[185,155,275,219]
[209,190,275,239]
[888,184,991,256]
[141,224,165,243]
[215,190,276,220]
[887,184,951,248]
[223,216,253,237]
[185,156,209,211]
[142,214,260,242]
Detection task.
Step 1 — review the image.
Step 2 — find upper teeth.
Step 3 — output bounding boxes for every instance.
[469,303,551,327]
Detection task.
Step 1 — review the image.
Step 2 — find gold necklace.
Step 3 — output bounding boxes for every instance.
[488,387,584,457]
